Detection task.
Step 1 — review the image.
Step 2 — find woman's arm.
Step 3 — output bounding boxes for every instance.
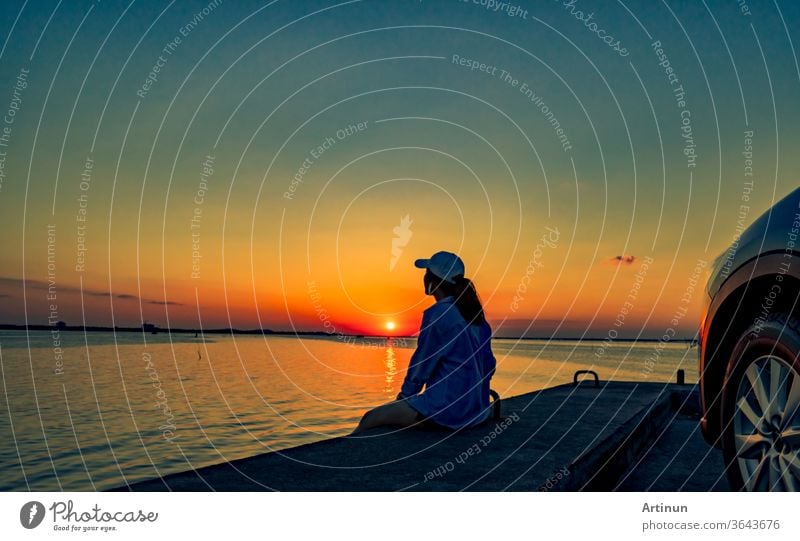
[483,322,497,379]
[397,312,446,399]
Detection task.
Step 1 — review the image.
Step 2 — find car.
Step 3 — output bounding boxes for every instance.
[700,186,800,491]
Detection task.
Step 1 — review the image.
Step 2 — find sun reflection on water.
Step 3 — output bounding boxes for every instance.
[384,342,397,396]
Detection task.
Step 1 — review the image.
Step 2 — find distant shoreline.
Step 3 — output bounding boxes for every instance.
[0,324,698,342]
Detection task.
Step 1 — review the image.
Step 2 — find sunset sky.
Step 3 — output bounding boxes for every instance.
[1,0,799,338]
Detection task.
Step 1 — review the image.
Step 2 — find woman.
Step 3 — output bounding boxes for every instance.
[350,251,496,435]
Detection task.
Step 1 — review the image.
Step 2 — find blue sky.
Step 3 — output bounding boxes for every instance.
[0,0,798,338]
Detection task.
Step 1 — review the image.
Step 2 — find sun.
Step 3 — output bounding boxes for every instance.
[385,321,396,331]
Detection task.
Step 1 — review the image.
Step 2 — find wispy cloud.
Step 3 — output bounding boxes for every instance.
[0,277,183,306]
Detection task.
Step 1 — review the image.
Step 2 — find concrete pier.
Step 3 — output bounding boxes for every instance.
[116,381,727,491]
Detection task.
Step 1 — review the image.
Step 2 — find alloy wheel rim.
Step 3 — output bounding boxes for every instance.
[734,354,800,491]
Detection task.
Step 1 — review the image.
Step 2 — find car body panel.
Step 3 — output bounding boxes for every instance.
[707,187,800,299]
[699,187,800,445]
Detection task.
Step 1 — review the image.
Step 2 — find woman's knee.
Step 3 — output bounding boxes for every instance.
[378,401,418,426]
[354,400,423,438]
[357,401,413,430]
[364,403,392,424]
[360,407,379,424]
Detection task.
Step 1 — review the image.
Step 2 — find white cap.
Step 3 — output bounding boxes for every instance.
[414,251,465,283]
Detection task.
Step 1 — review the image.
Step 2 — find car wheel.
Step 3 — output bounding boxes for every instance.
[721,313,800,491]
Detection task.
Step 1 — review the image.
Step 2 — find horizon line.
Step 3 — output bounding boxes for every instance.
[0,323,699,342]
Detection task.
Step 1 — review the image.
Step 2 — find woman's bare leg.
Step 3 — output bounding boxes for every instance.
[350,399,420,436]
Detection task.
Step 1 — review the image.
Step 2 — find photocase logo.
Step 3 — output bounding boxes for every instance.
[20,501,44,529]
[390,214,413,271]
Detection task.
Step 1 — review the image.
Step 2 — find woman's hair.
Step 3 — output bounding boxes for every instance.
[425,270,486,326]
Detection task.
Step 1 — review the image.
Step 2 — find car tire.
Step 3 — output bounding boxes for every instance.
[721,313,800,491]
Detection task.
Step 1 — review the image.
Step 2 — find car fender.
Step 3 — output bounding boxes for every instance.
[699,251,800,444]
